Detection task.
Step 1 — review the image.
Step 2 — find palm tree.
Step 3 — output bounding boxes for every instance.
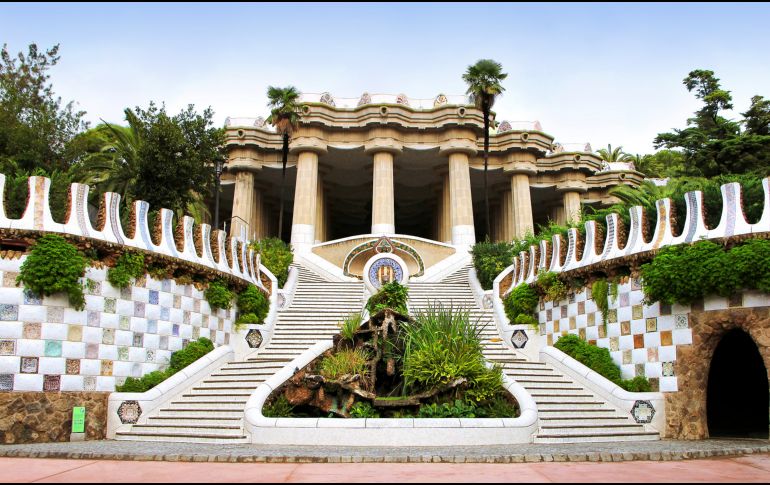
[597,144,634,164]
[463,59,508,240]
[266,86,302,241]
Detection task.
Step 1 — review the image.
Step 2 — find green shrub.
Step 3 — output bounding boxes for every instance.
[471,240,515,290]
[168,337,214,375]
[402,303,502,402]
[592,279,610,325]
[503,283,538,324]
[319,348,370,381]
[17,234,87,310]
[365,281,409,315]
[236,285,269,325]
[554,334,651,392]
[513,314,539,328]
[417,399,479,418]
[349,402,380,418]
[536,271,569,302]
[339,312,363,341]
[107,252,145,289]
[263,394,294,418]
[478,394,520,418]
[116,371,168,393]
[640,240,759,305]
[251,238,293,288]
[205,279,234,311]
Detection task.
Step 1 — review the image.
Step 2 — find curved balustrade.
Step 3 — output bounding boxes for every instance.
[495,178,770,297]
[0,174,263,288]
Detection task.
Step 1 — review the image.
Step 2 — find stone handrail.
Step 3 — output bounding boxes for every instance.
[0,174,264,288]
[493,178,770,307]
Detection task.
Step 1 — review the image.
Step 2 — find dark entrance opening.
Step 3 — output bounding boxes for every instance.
[707,328,769,438]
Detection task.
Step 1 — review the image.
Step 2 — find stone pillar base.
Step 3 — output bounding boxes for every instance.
[452,225,476,246]
[371,224,395,234]
[290,224,316,253]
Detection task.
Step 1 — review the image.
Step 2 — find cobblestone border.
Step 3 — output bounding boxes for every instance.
[0,443,767,464]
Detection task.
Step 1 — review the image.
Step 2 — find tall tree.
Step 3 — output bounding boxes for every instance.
[463,59,507,241]
[71,103,224,221]
[597,144,634,164]
[654,69,770,177]
[0,43,87,173]
[266,86,302,242]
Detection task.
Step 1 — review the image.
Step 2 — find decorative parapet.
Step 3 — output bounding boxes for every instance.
[0,174,264,290]
[493,178,770,302]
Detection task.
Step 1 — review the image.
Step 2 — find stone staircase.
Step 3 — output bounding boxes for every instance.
[408,266,659,444]
[114,264,365,443]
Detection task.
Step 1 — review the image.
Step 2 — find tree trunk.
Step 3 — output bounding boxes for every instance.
[483,99,491,241]
[277,132,289,241]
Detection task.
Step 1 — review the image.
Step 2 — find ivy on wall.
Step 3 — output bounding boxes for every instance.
[17,234,87,310]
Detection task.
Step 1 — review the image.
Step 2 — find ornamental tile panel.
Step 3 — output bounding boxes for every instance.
[619,293,630,308]
[193,299,200,313]
[44,340,62,357]
[561,306,567,318]
[609,337,619,352]
[632,305,643,320]
[577,302,585,315]
[621,321,631,336]
[101,359,113,376]
[119,316,130,330]
[120,286,132,300]
[0,340,15,355]
[647,347,659,363]
[511,329,528,349]
[646,318,657,333]
[3,271,19,288]
[728,293,743,308]
[587,313,595,327]
[117,400,142,424]
[608,309,618,324]
[47,306,64,324]
[660,330,673,346]
[569,317,576,330]
[43,374,60,391]
[67,325,82,342]
[635,363,646,376]
[85,343,99,359]
[159,336,168,350]
[146,349,155,362]
[147,319,158,334]
[622,349,632,365]
[172,324,180,337]
[66,359,80,375]
[83,376,96,391]
[20,357,38,374]
[149,290,159,305]
[659,303,672,316]
[87,311,100,327]
[102,329,115,345]
[674,314,689,330]
[0,374,13,391]
[104,298,116,313]
[23,289,42,305]
[633,334,644,349]
[662,361,675,377]
[546,309,552,321]
[132,333,143,347]
[173,295,181,309]
[631,400,655,424]
[134,302,145,318]
[598,324,607,339]
[160,307,170,321]
[118,346,129,361]
[0,304,18,321]
[245,329,263,348]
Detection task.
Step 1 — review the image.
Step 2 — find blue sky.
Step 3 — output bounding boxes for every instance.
[4,2,770,153]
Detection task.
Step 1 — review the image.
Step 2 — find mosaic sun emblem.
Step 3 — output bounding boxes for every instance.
[117,400,142,424]
[631,400,656,424]
[246,329,263,348]
[511,329,529,349]
[368,258,403,289]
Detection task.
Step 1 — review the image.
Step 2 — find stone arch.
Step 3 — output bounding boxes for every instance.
[665,307,770,439]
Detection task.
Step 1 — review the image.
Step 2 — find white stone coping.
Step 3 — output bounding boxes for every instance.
[540,346,666,433]
[244,341,539,446]
[107,345,236,438]
[277,265,299,309]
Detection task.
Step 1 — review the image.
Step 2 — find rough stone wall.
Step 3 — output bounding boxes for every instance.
[664,307,770,440]
[0,392,108,444]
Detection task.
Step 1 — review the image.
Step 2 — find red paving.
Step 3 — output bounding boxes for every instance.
[1,455,770,483]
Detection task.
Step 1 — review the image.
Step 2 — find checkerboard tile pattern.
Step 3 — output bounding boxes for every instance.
[536,281,757,393]
[0,266,237,392]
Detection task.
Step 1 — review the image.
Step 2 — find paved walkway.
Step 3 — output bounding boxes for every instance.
[2,454,770,482]
[0,439,768,464]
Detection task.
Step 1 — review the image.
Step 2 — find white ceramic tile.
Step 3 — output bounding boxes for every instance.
[18,304,46,322]
[82,326,103,344]
[98,345,117,361]
[704,296,728,311]
[60,375,84,391]
[14,373,43,391]
[116,299,133,316]
[17,339,45,357]
[659,376,678,392]
[672,329,693,346]
[62,308,86,325]
[0,288,23,304]
[143,334,160,350]
[658,345,677,362]
[79,359,101,376]
[585,300,597,314]
[96,376,116,392]
[61,341,85,359]
[128,347,145,362]
[181,297,194,311]
[145,305,160,320]
[113,361,133,377]
[0,356,20,373]
[645,362,662,378]
[657,315,675,332]
[180,325,192,339]
[631,320,646,335]
[84,295,103,312]
[157,321,172,336]
[41,322,67,340]
[169,309,184,324]
[115,330,133,347]
[617,306,632,322]
[130,317,148,333]
[0,322,23,339]
[38,357,66,374]
[672,303,690,314]
[619,335,634,351]
[620,364,635,380]
[575,314,587,328]
[606,323,621,338]
[100,313,119,329]
[644,332,661,348]
[132,288,149,303]
[632,348,648,364]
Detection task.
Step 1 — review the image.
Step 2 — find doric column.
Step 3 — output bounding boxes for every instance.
[441,173,451,243]
[371,151,395,234]
[563,191,582,225]
[448,152,475,245]
[251,188,263,241]
[290,150,319,251]
[511,173,534,239]
[231,171,255,240]
[502,189,513,242]
[315,178,325,244]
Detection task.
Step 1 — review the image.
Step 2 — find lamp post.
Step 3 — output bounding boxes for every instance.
[213,155,224,231]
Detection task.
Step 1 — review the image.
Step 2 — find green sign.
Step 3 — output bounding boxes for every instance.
[72,407,85,433]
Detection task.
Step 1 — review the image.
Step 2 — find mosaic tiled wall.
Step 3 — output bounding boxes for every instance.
[537,279,770,393]
[0,263,236,393]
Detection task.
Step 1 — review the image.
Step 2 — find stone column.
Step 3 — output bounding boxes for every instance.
[441,173,451,244]
[511,173,534,240]
[448,152,475,245]
[563,191,582,225]
[502,189,513,242]
[231,171,255,240]
[290,151,319,251]
[251,188,263,241]
[371,151,395,234]
[315,178,325,244]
